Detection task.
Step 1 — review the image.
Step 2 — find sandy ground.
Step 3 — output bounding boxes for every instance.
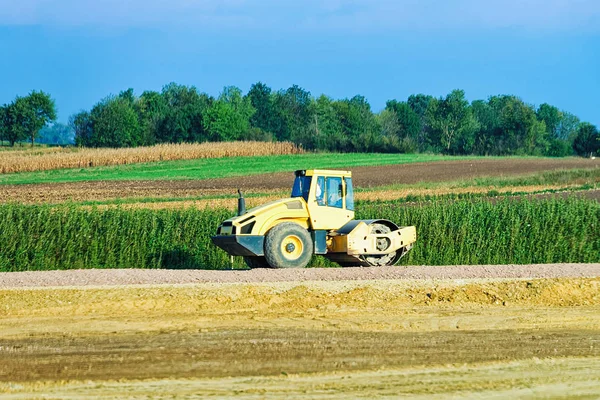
[1,157,598,203]
[0,275,599,398]
[4,358,597,399]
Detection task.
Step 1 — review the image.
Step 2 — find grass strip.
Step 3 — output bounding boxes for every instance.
[0,153,481,185]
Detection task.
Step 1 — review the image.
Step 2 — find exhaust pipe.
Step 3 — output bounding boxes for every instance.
[237,189,246,216]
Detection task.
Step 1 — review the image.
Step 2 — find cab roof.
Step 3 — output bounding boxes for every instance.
[295,169,352,177]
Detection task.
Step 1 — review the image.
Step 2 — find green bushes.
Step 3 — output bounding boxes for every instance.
[0,206,232,271]
[0,198,598,272]
[377,198,599,266]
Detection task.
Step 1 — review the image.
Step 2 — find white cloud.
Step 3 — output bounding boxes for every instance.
[0,0,598,32]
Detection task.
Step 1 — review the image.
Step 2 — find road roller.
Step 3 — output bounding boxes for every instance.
[211,169,416,268]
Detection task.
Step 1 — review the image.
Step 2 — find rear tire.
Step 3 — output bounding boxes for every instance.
[243,256,271,269]
[264,222,313,269]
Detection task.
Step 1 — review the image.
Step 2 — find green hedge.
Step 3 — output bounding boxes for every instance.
[0,198,598,271]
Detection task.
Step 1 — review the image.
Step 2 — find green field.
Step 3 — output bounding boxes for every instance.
[0,153,478,185]
[1,197,597,271]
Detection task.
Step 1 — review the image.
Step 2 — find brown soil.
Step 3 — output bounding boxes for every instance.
[2,157,598,203]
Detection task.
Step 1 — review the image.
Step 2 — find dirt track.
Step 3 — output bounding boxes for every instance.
[1,263,599,288]
[1,157,598,203]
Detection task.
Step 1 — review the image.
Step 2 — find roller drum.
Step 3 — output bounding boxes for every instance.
[326,220,410,267]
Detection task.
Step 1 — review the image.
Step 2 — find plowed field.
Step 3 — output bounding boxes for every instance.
[2,157,598,203]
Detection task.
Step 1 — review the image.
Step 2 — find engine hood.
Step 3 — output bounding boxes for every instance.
[217,197,310,236]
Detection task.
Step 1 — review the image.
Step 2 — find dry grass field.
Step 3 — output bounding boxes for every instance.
[0,141,303,174]
[0,276,599,398]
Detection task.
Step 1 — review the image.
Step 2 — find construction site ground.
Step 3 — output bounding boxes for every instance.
[1,264,599,398]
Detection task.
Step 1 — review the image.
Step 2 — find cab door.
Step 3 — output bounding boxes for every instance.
[307,174,355,230]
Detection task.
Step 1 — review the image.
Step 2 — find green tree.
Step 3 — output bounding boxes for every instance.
[272,85,314,143]
[203,86,255,141]
[90,96,141,147]
[425,90,477,154]
[472,99,500,155]
[23,91,57,146]
[377,109,401,138]
[311,95,345,151]
[572,123,599,158]
[136,91,168,146]
[0,92,57,146]
[0,105,8,145]
[536,103,563,139]
[377,109,417,152]
[247,82,274,133]
[385,100,420,142]
[535,103,570,156]
[118,88,136,105]
[69,111,93,147]
[159,83,212,143]
[407,94,434,150]
[487,95,545,155]
[1,98,28,146]
[545,138,572,157]
[556,112,580,141]
[333,95,380,151]
[407,94,434,118]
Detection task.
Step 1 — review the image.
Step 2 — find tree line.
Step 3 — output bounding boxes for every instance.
[1,84,598,157]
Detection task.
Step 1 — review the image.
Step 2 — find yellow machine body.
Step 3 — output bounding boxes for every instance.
[330,223,417,255]
[211,169,416,268]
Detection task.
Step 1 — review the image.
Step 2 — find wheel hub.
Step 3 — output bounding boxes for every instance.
[376,237,390,251]
[280,234,303,260]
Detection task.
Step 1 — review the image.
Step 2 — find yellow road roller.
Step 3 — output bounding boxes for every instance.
[211,169,416,268]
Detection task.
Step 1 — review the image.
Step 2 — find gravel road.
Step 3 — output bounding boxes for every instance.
[1,264,599,288]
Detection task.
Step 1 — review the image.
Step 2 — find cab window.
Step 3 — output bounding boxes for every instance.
[345,177,354,211]
[291,176,311,201]
[315,176,325,206]
[326,177,343,209]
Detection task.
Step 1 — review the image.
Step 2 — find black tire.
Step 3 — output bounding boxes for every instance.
[264,222,313,269]
[243,256,271,269]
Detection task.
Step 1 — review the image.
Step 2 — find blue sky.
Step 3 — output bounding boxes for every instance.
[0,0,598,126]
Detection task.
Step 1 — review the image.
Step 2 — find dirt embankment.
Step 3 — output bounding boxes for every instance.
[1,157,598,203]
